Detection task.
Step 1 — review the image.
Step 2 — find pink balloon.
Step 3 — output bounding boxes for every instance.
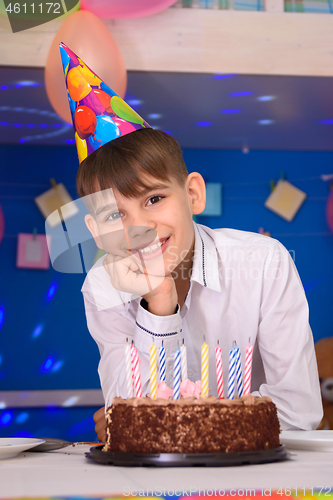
[326,189,333,233]
[81,0,177,19]
[45,11,127,123]
[112,117,137,135]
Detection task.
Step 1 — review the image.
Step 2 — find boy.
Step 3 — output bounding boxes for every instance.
[59,43,322,442]
[78,129,322,441]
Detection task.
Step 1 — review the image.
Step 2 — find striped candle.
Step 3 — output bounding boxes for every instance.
[180,339,188,381]
[227,346,237,399]
[131,343,143,398]
[159,341,166,382]
[244,340,253,395]
[201,339,209,398]
[215,341,224,399]
[173,348,181,399]
[235,343,243,397]
[125,339,133,398]
[150,341,157,399]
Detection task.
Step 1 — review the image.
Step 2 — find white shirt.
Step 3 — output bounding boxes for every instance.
[82,223,323,430]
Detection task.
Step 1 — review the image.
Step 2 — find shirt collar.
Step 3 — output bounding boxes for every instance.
[190,222,221,292]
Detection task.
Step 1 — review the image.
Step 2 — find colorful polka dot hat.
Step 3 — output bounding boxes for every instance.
[59,42,151,163]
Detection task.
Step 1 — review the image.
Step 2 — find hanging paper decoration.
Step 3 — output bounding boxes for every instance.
[35,179,78,228]
[264,180,306,222]
[0,205,4,246]
[16,232,50,270]
[45,11,127,123]
[80,0,177,19]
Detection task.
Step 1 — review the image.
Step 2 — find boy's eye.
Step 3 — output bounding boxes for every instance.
[106,211,123,221]
[147,195,163,206]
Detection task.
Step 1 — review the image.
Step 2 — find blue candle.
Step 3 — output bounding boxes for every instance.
[235,343,243,397]
[228,346,236,399]
[173,348,181,400]
[159,341,166,382]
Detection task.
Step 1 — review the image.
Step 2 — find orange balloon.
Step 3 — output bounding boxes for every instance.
[67,67,92,101]
[45,11,127,123]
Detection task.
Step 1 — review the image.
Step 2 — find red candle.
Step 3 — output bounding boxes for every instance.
[215,341,224,399]
[243,340,253,395]
[131,342,143,398]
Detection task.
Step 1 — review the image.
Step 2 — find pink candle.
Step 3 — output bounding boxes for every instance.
[215,341,224,399]
[131,343,143,398]
[243,340,253,395]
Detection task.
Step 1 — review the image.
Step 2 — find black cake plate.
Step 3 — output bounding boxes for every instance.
[86,444,288,467]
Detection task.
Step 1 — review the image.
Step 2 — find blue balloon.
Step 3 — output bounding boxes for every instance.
[88,115,120,148]
[100,81,118,99]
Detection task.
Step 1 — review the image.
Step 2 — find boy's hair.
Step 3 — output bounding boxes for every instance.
[76,129,188,199]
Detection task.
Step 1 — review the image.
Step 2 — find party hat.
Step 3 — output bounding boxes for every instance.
[59,42,151,163]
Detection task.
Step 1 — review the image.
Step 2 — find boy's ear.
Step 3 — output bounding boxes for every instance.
[186,172,206,215]
[85,214,104,250]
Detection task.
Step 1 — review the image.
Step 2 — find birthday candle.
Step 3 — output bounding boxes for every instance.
[125,338,133,399]
[173,348,181,399]
[215,341,224,399]
[235,343,243,397]
[159,341,166,382]
[150,341,157,399]
[180,339,188,381]
[131,343,143,398]
[201,339,209,398]
[243,339,253,395]
[228,345,236,399]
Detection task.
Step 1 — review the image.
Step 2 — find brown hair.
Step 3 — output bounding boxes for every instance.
[76,128,188,199]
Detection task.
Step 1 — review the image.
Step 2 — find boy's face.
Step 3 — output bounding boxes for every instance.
[85,172,206,279]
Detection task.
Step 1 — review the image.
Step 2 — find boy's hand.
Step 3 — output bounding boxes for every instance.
[93,407,107,443]
[104,253,178,316]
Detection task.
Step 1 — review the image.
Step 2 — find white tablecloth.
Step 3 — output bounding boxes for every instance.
[1,445,333,497]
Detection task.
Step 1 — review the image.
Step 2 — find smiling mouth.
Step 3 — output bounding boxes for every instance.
[131,237,169,255]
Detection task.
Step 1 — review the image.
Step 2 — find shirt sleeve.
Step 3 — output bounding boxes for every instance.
[255,240,323,430]
[83,289,182,410]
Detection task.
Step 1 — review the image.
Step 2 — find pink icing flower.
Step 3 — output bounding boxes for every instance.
[156,381,173,399]
[180,379,202,399]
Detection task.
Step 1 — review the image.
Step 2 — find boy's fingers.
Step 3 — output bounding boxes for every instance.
[93,406,105,423]
[93,407,107,442]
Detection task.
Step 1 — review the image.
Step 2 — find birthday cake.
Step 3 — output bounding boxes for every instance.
[103,394,280,454]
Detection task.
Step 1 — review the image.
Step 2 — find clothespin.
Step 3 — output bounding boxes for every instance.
[269,180,276,192]
[32,227,37,240]
[50,178,58,190]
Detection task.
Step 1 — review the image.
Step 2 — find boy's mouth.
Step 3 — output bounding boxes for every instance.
[131,237,170,257]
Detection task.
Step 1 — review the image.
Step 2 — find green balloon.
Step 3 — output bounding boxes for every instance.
[111,96,143,125]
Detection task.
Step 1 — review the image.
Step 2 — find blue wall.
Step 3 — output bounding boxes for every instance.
[0,144,332,439]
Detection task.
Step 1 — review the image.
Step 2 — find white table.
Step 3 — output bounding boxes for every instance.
[1,445,333,497]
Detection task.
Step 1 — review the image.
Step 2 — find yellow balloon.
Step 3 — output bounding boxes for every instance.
[78,60,102,87]
[67,67,91,102]
[75,132,88,163]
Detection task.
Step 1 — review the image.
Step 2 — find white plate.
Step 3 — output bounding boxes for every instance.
[280,430,333,452]
[0,438,45,460]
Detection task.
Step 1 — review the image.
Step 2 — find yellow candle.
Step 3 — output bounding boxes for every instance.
[201,340,209,398]
[150,342,157,399]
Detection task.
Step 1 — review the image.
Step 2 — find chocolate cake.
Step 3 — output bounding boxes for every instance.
[104,395,280,454]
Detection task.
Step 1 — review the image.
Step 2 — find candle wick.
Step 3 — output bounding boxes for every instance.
[126,337,128,343]
[217,339,220,346]
[203,335,206,343]
[182,338,185,345]
[162,340,164,347]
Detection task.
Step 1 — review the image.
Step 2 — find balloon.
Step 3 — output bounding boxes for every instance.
[92,89,113,114]
[75,132,88,164]
[81,90,106,116]
[110,96,144,125]
[80,0,177,19]
[326,189,333,233]
[74,106,97,140]
[45,11,127,123]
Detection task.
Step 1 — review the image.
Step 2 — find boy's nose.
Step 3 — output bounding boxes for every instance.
[125,226,157,246]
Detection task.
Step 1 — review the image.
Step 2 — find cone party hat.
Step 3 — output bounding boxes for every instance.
[59,42,151,163]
